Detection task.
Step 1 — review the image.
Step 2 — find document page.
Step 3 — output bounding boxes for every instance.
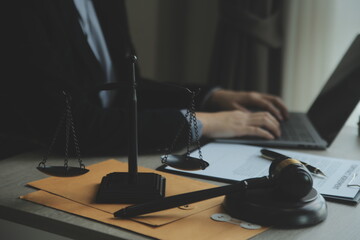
[165,143,360,200]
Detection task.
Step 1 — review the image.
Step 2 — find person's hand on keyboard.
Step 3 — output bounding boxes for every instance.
[204,89,288,121]
[197,110,281,139]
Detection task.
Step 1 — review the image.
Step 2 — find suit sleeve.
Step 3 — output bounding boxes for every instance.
[3,2,213,155]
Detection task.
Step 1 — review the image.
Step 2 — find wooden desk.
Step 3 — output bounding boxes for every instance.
[1,126,360,240]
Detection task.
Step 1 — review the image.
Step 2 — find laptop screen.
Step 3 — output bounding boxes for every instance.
[307,35,360,146]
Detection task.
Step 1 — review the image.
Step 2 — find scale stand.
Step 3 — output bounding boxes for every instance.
[96,55,166,203]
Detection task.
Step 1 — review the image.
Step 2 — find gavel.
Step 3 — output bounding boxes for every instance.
[114,157,313,218]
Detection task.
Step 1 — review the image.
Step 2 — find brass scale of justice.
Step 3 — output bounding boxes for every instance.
[37,56,206,177]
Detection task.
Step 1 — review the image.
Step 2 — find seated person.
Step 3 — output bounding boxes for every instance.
[2,0,287,156]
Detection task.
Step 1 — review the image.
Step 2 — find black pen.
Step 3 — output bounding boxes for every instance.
[260,149,326,177]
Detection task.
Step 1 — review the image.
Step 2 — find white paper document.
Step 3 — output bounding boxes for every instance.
[163,143,360,203]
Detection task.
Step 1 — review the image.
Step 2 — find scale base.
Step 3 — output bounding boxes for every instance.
[223,187,327,228]
[96,172,166,203]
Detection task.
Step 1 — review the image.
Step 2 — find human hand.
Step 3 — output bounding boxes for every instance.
[196,110,281,139]
[206,89,288,121]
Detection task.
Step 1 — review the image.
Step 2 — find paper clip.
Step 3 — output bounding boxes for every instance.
[347,173,360,187]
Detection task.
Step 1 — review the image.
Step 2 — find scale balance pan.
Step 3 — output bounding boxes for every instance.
[222,187,327,228]
[37,166,89,177]
[162,154,209,171]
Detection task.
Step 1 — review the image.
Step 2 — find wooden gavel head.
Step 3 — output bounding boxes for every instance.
[269,158,313,199]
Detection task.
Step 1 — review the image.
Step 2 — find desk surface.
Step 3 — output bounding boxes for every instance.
[1,126,360,240]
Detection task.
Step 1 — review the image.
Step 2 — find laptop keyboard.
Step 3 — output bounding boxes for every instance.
[278,116,315,142]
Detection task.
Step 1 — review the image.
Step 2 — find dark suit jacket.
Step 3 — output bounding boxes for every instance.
[2,0,213,155]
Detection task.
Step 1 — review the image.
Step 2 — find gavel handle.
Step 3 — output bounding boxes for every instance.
[114,176,270,218]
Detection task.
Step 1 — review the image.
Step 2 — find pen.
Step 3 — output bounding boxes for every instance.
[260,149,326,177]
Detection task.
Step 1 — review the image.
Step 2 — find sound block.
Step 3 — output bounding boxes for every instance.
[96,172,166,203]
[222,187,327,228]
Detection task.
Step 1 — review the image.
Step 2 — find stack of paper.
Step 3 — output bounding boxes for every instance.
[161,143,360,204]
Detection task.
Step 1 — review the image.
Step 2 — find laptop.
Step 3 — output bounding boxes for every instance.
[216,34,360,150]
